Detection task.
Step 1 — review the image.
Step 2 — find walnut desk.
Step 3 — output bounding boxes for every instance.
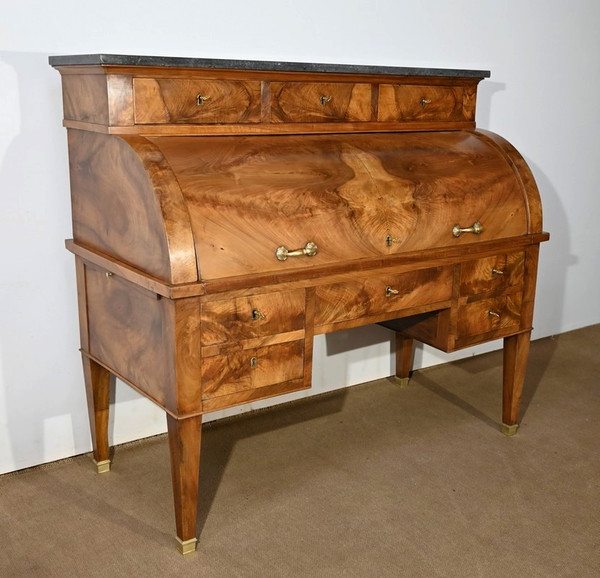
[50,54,548,554]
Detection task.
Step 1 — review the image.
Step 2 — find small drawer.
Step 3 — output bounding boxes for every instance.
[201,340,304,400]
[133,78,262,124]
[457,294,522,338]
[460,252,524,297]
[270,82,372,123]
[315,267,452,327]
[377,84,466,122]
[201,289,305,346]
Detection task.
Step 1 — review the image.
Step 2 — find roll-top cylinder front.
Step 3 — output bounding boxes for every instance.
[68,129,541,283]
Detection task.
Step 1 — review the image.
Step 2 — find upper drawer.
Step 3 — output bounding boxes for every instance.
[133,78,262,124]
[315,267,452,327]
[377,84,467,122]
[271,82,372,123]
[201,289,305,346]
[460,252,524,297]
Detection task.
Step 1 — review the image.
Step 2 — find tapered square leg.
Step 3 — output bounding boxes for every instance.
[167,414,202,554]
[502,332,531,435]
[82,355,113,472]
[393,334,414,388]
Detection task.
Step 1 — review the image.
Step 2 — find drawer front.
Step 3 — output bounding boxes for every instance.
[202,341,304,400]
[201,289,305,346]
[457,294,522,338]
[271,82,372,123]
[315,267,452,327]
[377,84,466,122]
[460,252,524,297]
[133,78,262,124]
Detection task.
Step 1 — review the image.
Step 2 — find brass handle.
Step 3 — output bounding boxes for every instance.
[251,309,265,321]
[196,94,211,106]
[488,310,500,319]
[420,97,432,107]
[275,242,318,261]
[250,356,258,369]
[491,268,504,276]
[320,95,333,105]
[386,286,400,297]
[452,221,483,238]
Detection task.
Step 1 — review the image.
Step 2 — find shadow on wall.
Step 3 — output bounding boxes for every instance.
[0,52,154,473]
[0,51,85,473]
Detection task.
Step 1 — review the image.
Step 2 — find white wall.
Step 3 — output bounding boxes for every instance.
[1,0,599,474]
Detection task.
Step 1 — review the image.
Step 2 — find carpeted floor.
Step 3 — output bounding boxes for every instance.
[1,325,599,577]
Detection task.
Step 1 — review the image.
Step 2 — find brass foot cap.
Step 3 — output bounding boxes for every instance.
[501,423,519,436]
[93,459,111,474]
[176,537,198,555]
[392,376,410,389]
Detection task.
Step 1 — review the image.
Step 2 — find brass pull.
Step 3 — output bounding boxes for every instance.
[452,221,483,238]
[491,268,504,277]
[251,309,265,321]
[386,286,400,297]
[420,97,432,107]
[196,94,211,106]
[105,272,113,278]
[275,242,318,261]
[320,95,333,105]
[250,356,258,369]
[488,310,501,319]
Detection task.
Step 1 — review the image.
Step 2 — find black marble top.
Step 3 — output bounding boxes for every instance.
[48,54,490,78]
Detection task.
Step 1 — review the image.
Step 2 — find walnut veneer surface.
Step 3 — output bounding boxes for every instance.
[50,54,548,554]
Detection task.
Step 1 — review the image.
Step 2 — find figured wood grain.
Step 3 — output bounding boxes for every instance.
[52,58,548,554]
[459,252,524,297]
[315,266,453,326]
[201,341,304,399]
[378,84,467,122]
[457,293,522,338]
[85,264,177,413]
[61,73,110,125]
[68,130,197,284]
[475,130,545,234]
[271,82,372,122]
[150,131,530,280]
[200,289,305,346]
[133,78,262,124]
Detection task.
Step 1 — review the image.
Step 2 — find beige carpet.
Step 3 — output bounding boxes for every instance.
[1,325,599,577]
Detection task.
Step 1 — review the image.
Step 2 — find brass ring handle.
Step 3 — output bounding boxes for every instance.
[488,310,501,319]
[251,309,265,321]
[275,242,318,261]
[420,97,432,107]
[196,94,211,106]
[491,268,505,276]
[320,95,333,105]
[452,221,483,238]
[386,286,400,297]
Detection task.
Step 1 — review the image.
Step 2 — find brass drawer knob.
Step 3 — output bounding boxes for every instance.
[386,286,400,297]
[452,221,483,238]
[488,310,501,319]
[276,242,318,261]
[420,97,432,107]
[251,309,265,321]
[491,268,504,277]
[196,94,211,106]
[320,95,333,106]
